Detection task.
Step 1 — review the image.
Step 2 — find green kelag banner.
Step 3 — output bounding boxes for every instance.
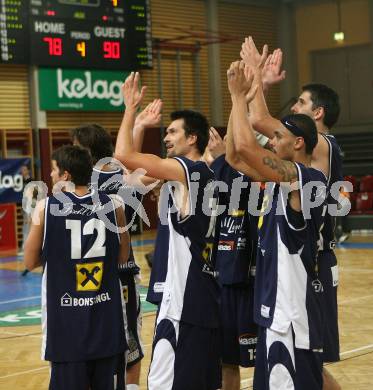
[38,68,129,111]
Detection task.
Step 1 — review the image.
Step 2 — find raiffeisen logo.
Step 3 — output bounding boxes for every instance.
[0,171,23,192]
[57,69,123,106]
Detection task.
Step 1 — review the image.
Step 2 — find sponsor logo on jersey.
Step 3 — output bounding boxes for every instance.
[60,292,111,307]
[76,261,103,291]
[237,237,246,250]
[202,263,219,278]
[202,242,214,263]
[312,279,323,293]
[238,333,258,346]
[261,304,270,318]
[118,260,138,270]
[61,293,72,306]
[221,216,244,236]
[218,240,234,251]
[153,282,165,293]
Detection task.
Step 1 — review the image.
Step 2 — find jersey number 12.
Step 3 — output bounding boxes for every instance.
[66,218,106,259]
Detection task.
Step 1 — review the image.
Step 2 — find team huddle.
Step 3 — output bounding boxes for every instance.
[24,36,344,390]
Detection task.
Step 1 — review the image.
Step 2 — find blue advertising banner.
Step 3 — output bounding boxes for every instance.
[0,158,31,203]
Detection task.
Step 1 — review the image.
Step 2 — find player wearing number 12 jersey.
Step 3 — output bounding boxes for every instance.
[24,145,130,390]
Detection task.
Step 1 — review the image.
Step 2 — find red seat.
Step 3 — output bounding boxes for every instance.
[344,175,358,192]
[355,192,373,212]
[359,175,373,192]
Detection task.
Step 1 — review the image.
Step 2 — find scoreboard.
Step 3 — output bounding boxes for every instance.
[0,0,152,70]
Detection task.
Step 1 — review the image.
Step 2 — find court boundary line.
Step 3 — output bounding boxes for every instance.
[0,296,40,305]
[0,366,49,379]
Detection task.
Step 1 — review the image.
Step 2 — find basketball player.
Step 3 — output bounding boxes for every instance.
[24,145,129,390]
[240,36,343,390]
[115,72,221,390]
[71,100,161,390]
[227,61,327,389]
[207,127,258,390]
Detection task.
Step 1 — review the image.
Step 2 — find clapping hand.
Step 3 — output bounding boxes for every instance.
[135,98,163,128]
[262,48,286,87]
[240,36,268,71]
[122,72,147,111]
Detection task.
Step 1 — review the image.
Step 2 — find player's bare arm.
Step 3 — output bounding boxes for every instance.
[24,199,45,271]
[228,62,298,183]
[225,109,265,182]
[240,36,282,138]
[114,72,186,185]
[228,61,301,212]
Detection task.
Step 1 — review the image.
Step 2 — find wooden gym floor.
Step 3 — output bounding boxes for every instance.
[0,231,373,389]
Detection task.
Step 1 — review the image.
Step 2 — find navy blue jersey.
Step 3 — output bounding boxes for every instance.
[41,191,126,362]
[91,167,141,275]
[211,155,257,285]
[254,163,327,350]
[319,134,343,250]
[158,157,220,328]
[146,219,169,305]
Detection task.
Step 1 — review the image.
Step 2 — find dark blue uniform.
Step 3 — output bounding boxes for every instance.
[148,157,221,390]
[91,167,144,371]
[253,163,327,390]
[146,219,169,305]
[146,177,172,305]
[211,155,257,367]
[41,191,126,389]
[318,134,343,362]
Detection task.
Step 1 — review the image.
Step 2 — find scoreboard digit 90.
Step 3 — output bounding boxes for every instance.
[0,0,152,70]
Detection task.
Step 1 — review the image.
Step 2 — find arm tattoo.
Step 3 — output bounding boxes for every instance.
[262,156,298,182]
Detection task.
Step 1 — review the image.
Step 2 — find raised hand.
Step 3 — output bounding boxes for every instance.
[240,36,268,71]
[121,72,147,111]
[227,61,257,101]
[207,127,226,159]
[135,98,163,128]
[261,48,286,87]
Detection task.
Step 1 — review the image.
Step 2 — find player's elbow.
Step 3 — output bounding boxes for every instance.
[225,150,236,166]
[225,151,240,171]
[23,250,40,271]
[113,152,135,170]
[234,137,250,157]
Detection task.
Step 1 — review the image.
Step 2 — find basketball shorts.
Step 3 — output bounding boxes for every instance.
[148,317,222,390]
[49,355,119,390]
[119,271,144,367]
[220,283,257,367]
[318,249,340,362]
[254,326,323,390]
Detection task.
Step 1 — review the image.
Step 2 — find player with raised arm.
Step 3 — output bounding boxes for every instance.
[226,61,327,389]
[240,36,343,390]
[206,127,258,390]
[24,145,129,390]
[114,72,221,390]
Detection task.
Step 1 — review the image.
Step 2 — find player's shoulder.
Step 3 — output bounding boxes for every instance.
[173,156,213,176]
[295,162,327,185]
